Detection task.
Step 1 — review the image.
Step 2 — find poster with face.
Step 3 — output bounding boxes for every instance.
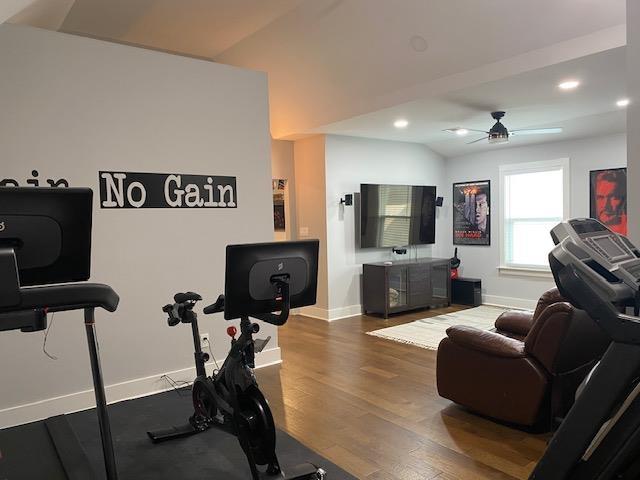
[453,180,490,245]
[590,168,627,235]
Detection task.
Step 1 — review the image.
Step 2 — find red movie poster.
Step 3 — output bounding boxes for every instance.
[590,168,627,235]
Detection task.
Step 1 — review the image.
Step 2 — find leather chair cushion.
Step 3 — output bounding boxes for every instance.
[437,336,549,426]
[524,302,574,373]
[533,288,565,320]
[494,310,535,339]
[446,325,526,358]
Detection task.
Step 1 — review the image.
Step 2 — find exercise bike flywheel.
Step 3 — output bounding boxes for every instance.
[192,377,220,426]
[235,385,277,466]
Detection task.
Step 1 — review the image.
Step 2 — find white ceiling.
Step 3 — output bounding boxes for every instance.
[57,0,304,58]
[214,0,626,138]
[320,47,628,157]
[6,0,628,153]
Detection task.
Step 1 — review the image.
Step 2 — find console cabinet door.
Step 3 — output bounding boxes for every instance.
[408,264,431,307]
[430,261,450,305]
[387,266,409,312]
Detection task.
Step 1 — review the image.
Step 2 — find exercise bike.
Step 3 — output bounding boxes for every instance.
[147,241,325,480]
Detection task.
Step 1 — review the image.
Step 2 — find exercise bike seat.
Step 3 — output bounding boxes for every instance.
[174,292,202,303]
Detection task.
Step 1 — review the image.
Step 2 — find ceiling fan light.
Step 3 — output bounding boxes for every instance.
[455,128,469,136]
[488,132,509,144]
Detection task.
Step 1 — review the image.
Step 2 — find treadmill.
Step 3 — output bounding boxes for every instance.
[0,187,119,480]
[530,218,640,479]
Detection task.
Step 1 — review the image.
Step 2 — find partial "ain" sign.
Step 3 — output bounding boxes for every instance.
[99,171,237,209]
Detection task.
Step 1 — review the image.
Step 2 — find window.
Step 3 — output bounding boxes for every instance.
[500,159,570,272]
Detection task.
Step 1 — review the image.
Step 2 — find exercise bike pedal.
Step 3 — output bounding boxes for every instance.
[254,336,272,354]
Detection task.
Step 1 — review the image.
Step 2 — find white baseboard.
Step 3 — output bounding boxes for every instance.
[0,347,281,429]
[483,294,537,310]
[293,304,362,322]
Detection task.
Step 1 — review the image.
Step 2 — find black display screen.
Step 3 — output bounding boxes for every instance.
[360,184,436,248]
[570,219,608,235]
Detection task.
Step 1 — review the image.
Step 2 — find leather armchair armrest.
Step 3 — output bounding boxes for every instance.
[445,325,526,358]
[495,310,534,337]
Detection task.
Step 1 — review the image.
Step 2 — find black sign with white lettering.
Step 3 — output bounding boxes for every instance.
[99,171,237,209]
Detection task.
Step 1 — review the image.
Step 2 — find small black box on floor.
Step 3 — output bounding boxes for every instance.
[452,277,482,306]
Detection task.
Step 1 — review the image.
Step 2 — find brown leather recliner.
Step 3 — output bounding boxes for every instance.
[436,288,610,428]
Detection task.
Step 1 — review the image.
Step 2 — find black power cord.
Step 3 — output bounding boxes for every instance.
[43,312,58,360]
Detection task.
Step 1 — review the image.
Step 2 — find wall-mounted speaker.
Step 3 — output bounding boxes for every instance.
[436,196,444,207]
[340,194,353,206]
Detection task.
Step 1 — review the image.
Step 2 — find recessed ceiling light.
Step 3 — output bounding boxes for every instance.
[616,98,630,107]
[558,80,580,90]
[394,119,409,128]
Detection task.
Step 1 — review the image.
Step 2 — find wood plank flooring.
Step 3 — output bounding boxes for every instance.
[255,307,550,479]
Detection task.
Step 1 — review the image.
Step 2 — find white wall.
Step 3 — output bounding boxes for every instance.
[0,25,276,426]
[293,135,329,311]
[442,133,627,307]
[323,135,446,319]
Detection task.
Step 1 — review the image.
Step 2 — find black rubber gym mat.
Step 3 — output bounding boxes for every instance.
[70,389,356,479]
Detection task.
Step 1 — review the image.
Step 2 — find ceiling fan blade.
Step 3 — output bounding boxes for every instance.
[466,136,488,145]
[510,127,562,136]
[464,128,490,134]
[443,128,489,134]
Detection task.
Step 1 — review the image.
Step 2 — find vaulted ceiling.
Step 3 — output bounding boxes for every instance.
[6,0,628,153]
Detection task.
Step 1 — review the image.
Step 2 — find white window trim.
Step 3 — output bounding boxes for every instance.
[497,265,554,278]
[498,158,570,275]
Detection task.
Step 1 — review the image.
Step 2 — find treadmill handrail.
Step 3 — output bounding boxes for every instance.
[0,283,120,315]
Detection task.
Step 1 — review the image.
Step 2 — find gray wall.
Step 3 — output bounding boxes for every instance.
[442,133,627,306]
[324,135,446,318]
[0,25,275,426]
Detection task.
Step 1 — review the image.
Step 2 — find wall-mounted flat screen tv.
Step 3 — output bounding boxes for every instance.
[359,183,436,248]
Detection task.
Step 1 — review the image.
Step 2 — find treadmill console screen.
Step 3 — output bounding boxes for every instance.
[570,219,608,235]
[592,236,627,259]
[583,234,634,263]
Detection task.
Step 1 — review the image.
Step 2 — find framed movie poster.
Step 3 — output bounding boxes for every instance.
[273,178,286,232]
[453,180,490,245]
[590,167,627,235]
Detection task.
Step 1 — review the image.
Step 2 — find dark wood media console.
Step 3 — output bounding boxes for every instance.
[362,258,451,318]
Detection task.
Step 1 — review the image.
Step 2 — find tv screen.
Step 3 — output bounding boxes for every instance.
[360,184,436,248]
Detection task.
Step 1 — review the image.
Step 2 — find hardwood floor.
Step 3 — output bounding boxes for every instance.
[256,307,550,480]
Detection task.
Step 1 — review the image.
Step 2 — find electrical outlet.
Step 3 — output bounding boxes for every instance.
[200,333,209,349]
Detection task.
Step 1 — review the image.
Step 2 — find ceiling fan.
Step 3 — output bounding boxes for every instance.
[445,111,562,145]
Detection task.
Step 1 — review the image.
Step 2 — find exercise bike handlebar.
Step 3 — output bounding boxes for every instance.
[203,294,225,315]
[163,293,201,327]
[203,279,291,326]
[251,280,290,326]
